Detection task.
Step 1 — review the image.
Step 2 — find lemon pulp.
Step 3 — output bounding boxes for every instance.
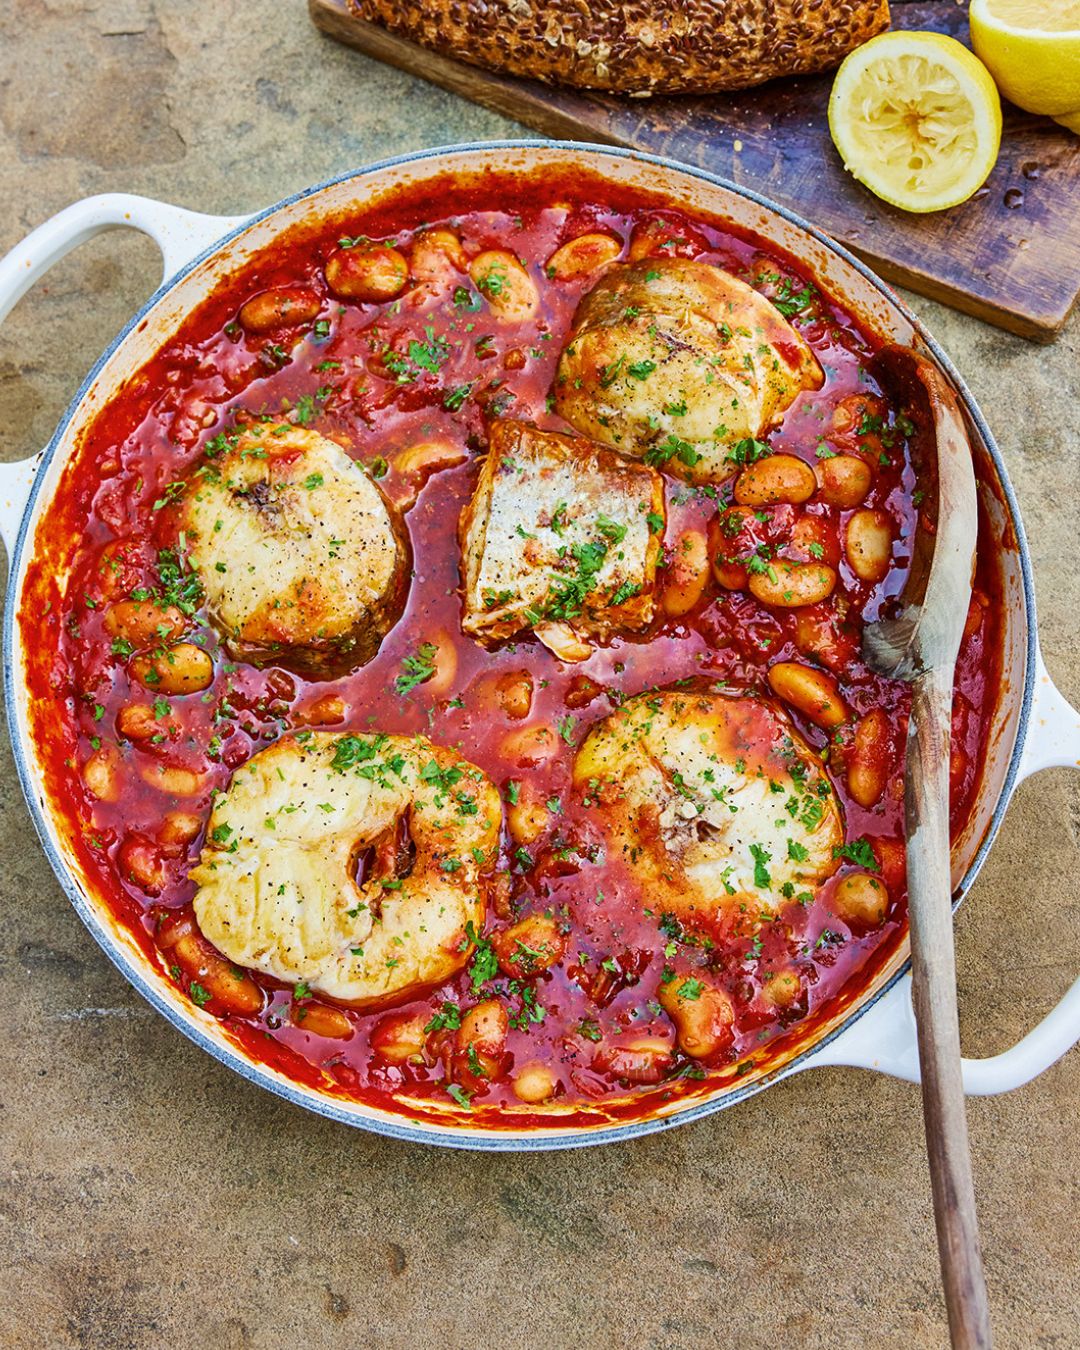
[981,0,1080,33]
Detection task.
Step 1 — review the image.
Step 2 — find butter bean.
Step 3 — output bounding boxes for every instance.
[845,509,893,583]
[512,1063,558,1103]
[658,976,734,1060]
[409,228,468,285]
[293,694,347,727]
[734,454,816,507]
[160,811,203,850]
[594,1035,674,1084]
[169,928,263,1015]
[104,599,186,647]
[290,999,355,1040]
[138,762,207,798]
[661,529,710,617]
[491,913,566,977]
[506,780,550,846]
[131,642,213,695]
[117,702,169,741]
[815,454,872,508]
[370,1011,429,1064]
[493,670,534,720]
[469,250,539,323]
[325,244,408,302]
[119,834,168,895]
[238,287,320,334]
[847,709,891,808]
[422,630,458,698]
[832,873,889,930]
[455,999,509,1087]
[83,744,121,802]
[500,723,559,769]
[767,660,849,730]
[392,438,467,481]
[546,233,621,280]
[761,969,802,1009]
[749,560,837,608]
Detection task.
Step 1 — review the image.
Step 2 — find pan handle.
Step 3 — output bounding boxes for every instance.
[0,193,249,554]
[796,649,1080,1094]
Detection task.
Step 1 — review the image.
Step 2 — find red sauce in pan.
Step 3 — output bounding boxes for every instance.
[19,169,1002,1129]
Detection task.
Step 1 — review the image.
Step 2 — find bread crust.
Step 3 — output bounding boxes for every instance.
[348,0,891,96]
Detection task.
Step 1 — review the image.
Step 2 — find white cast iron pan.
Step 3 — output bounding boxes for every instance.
[1,143,1078,1150]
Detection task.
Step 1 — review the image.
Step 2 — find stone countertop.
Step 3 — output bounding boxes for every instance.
[1,4,1077,1347]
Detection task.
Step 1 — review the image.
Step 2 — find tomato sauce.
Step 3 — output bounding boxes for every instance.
[20,169,1002,1129]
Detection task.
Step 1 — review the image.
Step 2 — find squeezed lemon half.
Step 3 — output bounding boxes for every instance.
[828,31,1003,213]
[970,0,1080,134]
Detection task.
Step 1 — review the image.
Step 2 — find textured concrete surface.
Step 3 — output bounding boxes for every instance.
[1,4,1078,1347]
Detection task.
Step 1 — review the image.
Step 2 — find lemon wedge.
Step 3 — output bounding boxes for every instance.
[828,31,1003,213]
[970,0,1080,134]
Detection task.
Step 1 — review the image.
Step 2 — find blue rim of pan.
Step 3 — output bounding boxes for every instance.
[2,139,1038,1151]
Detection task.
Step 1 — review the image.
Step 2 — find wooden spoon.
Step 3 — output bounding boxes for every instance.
[862,344,991,1349]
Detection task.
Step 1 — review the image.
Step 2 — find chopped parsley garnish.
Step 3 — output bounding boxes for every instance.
[155,548,203,617]
[610,580,641,607]
[772,278,816,318]
[465,921,499,995]
[425,1002,462,1033]
[394,641,438,695]
[453,286,482,311]
[419,758,465,803]
[749,843,772,890]
[595,513,627,545]
[152,480,186,511]
[726,437,771,465]
[540,538,608,621]
[644,434,701,470]
[507,985,546,1031]
[407,325,450,374]
[833,838,880,871]
[476,264,507,297]
[328,733,406,787]
[627,359,656,380]
[599,355,625,388]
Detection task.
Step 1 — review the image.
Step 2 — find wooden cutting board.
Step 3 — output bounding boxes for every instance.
[310,0,1080,342]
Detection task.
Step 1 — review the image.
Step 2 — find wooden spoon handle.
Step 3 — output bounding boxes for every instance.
[907,663,992,1349]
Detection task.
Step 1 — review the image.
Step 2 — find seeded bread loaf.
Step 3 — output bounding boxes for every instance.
[347,0,892,96]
